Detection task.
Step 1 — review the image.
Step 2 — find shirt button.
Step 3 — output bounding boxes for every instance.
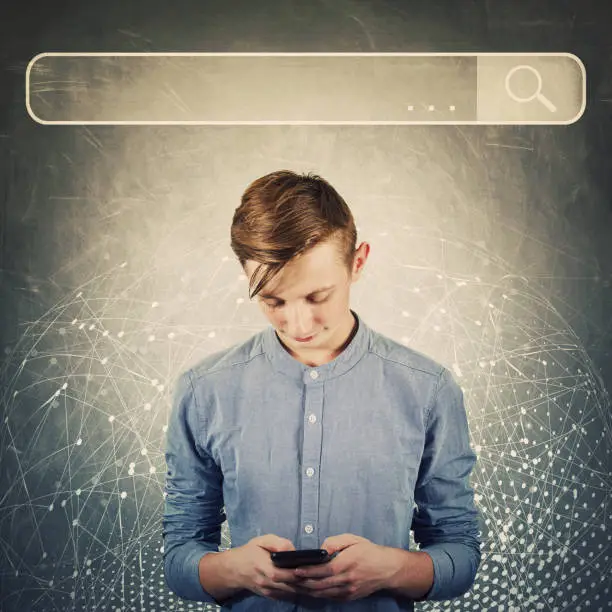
[306,467,315,477]
[309,370,319,380]
[308,413,317,424]
[304,524,314,534]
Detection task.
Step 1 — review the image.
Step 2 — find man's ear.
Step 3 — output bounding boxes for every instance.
[351,242,370,280]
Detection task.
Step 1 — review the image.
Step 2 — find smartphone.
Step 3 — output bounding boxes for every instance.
[270,549,334,568]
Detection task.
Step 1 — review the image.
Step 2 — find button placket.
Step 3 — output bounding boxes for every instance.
[299,378,323,548]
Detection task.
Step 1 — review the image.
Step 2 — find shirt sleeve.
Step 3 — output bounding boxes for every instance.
[162,369,227,604]
[410,368,482,602]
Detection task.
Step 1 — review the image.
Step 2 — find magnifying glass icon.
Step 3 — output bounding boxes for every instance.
[505,64,557,112]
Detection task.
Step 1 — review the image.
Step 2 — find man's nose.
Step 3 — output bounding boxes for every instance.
[286,304,314,336]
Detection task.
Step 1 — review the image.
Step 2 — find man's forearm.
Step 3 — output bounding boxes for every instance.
[198,549,245,604]
[383,548,434,600]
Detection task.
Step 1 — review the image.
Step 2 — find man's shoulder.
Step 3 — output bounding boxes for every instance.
[185,328,267,381]
[368,326,446,379]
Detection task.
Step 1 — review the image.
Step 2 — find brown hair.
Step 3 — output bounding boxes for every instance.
[230,170,357,299]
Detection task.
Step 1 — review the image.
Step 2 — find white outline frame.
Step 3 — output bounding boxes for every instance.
[25,52,586,126]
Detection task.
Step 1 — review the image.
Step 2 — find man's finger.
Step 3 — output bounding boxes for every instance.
[272,569,306,584]
[294,564,336,579]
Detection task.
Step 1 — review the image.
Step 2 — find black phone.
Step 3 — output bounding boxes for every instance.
[270,549,335,568]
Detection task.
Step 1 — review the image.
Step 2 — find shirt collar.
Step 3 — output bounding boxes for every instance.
[262,309,370,384]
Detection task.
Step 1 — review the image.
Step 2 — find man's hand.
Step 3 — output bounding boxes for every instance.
[292,534,402,602]
[228,534,303,602]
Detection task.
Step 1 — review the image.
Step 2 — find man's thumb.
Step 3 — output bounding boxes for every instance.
[257,534,295,552]
[322,533,364,553]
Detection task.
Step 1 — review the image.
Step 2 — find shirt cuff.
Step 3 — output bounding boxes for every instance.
[416,541,479,602]
[167,541,220,604]
[415,545,454,601]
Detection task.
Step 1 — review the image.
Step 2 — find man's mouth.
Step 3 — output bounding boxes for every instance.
[294,334,316,343]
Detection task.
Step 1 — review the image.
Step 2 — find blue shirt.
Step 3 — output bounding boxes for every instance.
[163,310,481,610]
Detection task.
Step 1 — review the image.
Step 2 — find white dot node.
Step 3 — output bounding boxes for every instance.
[129,462,135,469]
[76,488,81,496]
[71,319,77,325]
[149,466,156,474]
[120,491,127,499]
[428,105,435,111]
[88,324,95,330]
[236,298,244,304]
[168,332,176,339]
[72,519,78,526]
[449,105,456,111]
[407,105,414,111]
[48,504,54,511]
[141,448,148,455]
[151,301,159,308]
[144,403,151,411]
[151,379,159,386]
[101,357,108,365]
[108,415,115,422]
[117,331,124,338]
[76,438,82,445]
[148,335,155,342]
[208,331,216,338]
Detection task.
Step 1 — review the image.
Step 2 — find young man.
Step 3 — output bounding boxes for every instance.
[162,170,481,610]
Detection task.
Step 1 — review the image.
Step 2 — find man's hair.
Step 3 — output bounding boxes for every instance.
[230,170,357,300]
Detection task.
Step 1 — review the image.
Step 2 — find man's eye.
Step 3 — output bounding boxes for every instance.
[264,295,328,308]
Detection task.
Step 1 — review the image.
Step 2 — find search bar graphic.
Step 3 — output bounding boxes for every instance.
[26,53,585,125]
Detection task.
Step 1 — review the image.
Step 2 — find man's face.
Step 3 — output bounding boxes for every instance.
[244,238,369,354]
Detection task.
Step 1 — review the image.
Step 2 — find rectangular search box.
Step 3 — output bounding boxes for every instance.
[26,53,585,125]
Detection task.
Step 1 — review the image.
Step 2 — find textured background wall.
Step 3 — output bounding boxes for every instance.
[1,1,611,611]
